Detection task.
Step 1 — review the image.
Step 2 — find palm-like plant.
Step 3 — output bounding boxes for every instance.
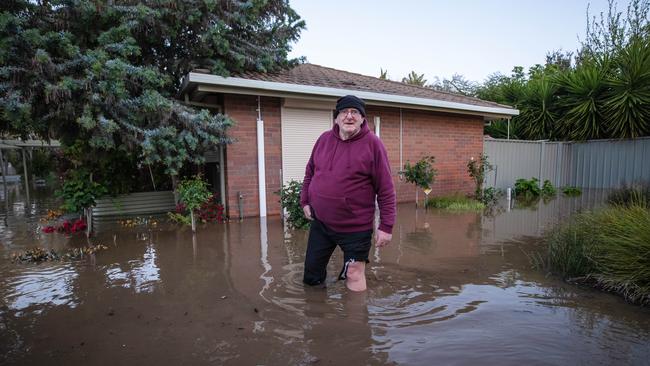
[519,76,560,140]
[602,38,650,138]
[484,118,525,139]
[402,71,427,86]
[555,57,610,140]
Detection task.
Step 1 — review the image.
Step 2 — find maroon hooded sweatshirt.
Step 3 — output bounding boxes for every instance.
[300,121,396,234]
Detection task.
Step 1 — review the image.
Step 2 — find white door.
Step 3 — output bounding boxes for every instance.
[281,107,332,185]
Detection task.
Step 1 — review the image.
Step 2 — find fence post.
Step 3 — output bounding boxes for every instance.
[538,141,545,188]
[555,142,562,187]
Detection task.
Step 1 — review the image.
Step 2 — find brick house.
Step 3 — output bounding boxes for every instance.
[179,64,518,218]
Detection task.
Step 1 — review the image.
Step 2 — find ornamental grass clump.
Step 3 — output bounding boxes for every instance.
[537,204,650,305]
[606,182,650,208]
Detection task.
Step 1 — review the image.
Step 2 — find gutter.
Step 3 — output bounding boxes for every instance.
[185,72,519,119]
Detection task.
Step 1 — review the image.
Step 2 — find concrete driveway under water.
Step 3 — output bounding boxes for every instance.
[1,187,649,365]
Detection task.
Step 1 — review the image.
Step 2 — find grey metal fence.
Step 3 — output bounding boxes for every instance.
[484,137,650,190]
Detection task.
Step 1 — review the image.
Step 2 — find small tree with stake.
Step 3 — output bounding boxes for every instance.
[402,156,437,207]
[177,175,212,233]
[467,154,493,202]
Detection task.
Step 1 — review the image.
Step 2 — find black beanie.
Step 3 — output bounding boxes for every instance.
[334,95,366,118]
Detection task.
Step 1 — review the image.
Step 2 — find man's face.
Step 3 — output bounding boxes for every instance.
[335,108,364,138]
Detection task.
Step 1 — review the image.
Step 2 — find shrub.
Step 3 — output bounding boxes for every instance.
[536,204,650,305]
[562,186,582,196]
[168,212,192,226]
[177,175,212,232]
[480,187,502,205]
[467,154,494,201]
[56,170,108,214]
[403,156,437,190]
[606,182,650,208]
[541,180,556,196]
[278,180,310,230]
[197,194,225,223]
[514,177,541,198]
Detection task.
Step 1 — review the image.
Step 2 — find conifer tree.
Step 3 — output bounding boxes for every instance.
[0,0,305,186]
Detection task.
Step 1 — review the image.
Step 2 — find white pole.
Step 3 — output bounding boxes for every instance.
[219,145,226,213]
[256,96,267,217]
[399,109,403,169]
[21,148,29,203]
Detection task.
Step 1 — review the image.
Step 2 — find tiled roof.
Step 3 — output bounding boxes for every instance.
[232,63,513,110]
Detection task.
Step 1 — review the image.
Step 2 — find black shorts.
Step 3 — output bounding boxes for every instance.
[303,218,373,286]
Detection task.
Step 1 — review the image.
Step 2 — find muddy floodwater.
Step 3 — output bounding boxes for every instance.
[1,186,649,365]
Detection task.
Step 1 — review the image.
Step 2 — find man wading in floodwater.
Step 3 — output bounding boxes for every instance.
[300,95,396,291]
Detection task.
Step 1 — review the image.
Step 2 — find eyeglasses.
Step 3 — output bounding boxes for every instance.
[339,108,361,117]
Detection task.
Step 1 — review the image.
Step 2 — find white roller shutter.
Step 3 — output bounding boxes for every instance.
[282,107,332,185]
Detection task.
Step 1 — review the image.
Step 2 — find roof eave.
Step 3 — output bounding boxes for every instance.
[184,72,520,119]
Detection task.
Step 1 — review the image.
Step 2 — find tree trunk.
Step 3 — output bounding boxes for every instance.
[415,190,419,208]
[191,211,196,233]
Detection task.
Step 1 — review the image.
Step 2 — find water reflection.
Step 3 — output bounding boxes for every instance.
[2,264,79,314]
[104,244,161,293]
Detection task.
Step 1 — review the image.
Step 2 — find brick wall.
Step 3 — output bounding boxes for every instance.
[223,94,282,218]
[366,106,484,203]
[224,94,484,218]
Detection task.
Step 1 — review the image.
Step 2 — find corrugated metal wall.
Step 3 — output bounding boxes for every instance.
[484,137,650,189]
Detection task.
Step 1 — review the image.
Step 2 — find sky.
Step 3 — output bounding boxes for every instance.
[287,0,633,83]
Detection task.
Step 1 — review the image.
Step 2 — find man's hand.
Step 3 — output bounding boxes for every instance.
[303,205,313,220]
[375,229,392,248]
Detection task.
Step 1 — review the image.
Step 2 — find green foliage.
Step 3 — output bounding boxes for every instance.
[562,186,583,196]
[56,170,108,213]
[402,71,427,86]
[167,212,192,226]
[278,180,310,230]
[514,177,541,198]
[536,204,650,304]
[481,1,650,141]
[0,1,305,187]
[484,118,525,139]
[177,175,212,212]
[518,76,560,140]
[426,193,485,211]
[541,180,557,196]
[606,182,650,208]
[402,156,437,190]
[481,187,502,205]
[555,58,609,140]
[446,201,485,211]
[467,154,493,201]
[602,38,650,138]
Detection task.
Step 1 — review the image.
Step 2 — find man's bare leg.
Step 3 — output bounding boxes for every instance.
[345,261,367,291]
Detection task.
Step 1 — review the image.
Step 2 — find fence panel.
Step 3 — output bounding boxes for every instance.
[484,137,650,190]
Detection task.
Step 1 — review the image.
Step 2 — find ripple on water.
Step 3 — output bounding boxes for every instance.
[1,263,79,315]
[367,264,489,331]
